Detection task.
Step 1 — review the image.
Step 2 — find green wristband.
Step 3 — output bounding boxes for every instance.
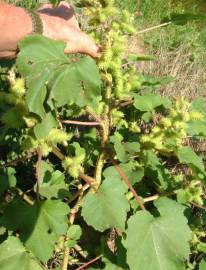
[25,9,43,35]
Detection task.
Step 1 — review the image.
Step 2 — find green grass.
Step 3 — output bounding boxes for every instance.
[116,0,206,99]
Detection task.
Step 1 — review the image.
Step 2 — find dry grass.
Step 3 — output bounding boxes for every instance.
[126,29,206,101]
[144,43,206,100]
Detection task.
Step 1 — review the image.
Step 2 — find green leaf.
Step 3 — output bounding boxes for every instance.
[0,167,16,194]
[2,199,69,261]
[67,225,82,248]
[190,97,206,116]
[0,236,44,270]
[17,35,68,118]
[141,76,174,89]
[17,35,67,77]
[34,112,57,140]
[127,54,155,62]
[39,170,69,199]
[134,93,168,112]
[187,121,206,137]
[48,57,101,108]
[67,225,82,240]
[114,140,128,163]
[0,226,6,235]
[177,146,205,176]
[197,242,206,253]
[103,162,144,185]
[123,198,191,270]
[163,13,206,25]
[17,35,101,117]
[25,69,51,118]
[141,111,152,122]
[81,177,130,232]
[103,257,124,270]
[142,150,160,169]
[199,259,206,270]
[114,140,140,163]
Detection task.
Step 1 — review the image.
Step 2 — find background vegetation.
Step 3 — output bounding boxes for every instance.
[0,1,206,270]
[117,0,206,99]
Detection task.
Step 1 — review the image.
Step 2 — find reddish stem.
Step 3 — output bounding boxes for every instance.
[75,255,102,270]
[110,158,145,210]
[61,120,101,126]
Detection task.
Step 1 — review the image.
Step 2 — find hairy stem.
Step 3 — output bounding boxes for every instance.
[62,243,70,270]
[95,87,111,186]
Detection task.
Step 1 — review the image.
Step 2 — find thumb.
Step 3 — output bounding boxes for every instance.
[64,32,101,58]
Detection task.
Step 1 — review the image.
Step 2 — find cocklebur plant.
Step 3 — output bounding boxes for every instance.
[140,97,204,153]
[0,0,205,269]
[177,180,204,205]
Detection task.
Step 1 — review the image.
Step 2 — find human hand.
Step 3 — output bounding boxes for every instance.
[38,2,100,57]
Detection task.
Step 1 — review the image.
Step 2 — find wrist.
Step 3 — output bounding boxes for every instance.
[1,5,33,51]
[25,9,43,35]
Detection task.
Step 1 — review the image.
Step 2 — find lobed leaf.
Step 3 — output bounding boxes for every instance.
[81,177,130,232]
[2,199,69,261]
[123,198,191,270]
[0,236,44,270]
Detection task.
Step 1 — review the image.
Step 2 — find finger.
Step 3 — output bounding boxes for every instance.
[64,32,101,58]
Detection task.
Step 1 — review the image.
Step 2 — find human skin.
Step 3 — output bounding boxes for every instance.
[0,1,100,58]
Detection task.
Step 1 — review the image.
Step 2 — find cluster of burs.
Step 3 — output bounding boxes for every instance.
[80,0,141,99]
[141,98,203,153]
[0,71,71,156]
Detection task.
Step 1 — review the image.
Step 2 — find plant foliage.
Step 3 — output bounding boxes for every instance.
[0,0,205,269]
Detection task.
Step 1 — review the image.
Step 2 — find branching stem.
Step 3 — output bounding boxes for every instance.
[110,158,145,210]
[75,255,102,270]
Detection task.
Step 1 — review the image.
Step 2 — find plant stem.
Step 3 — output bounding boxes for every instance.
[110,158,145,210]
[61,120,101,126]
[191,202,206,211]
[127,189,180,203]
[62,243,70,270]
[36,145,42,202]
[17,188,34,205]
[74,244,87,259]
[137,22,171,34]
[62,183,88,270]
[86,107,102,123]
[95,87,111,186]
[75,255,102,270]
